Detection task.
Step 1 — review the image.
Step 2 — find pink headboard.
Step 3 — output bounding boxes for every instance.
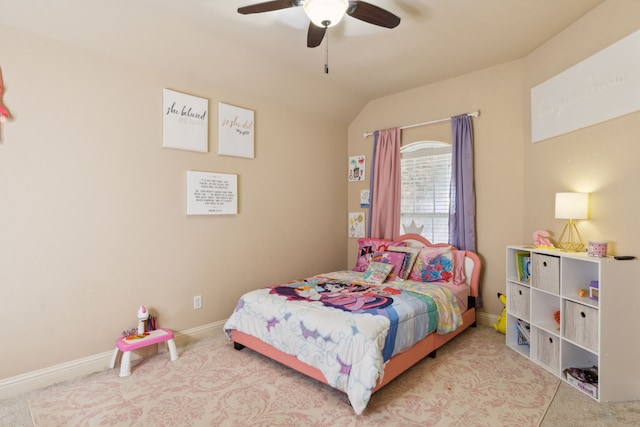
[395,233,481,298]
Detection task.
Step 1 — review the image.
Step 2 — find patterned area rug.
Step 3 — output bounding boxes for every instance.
[29,326,558,426]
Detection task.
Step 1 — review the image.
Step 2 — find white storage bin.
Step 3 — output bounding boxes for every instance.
[535,328,560,373]
[509,282,530,321]
[564,301,598,352]
[532,253,560,294]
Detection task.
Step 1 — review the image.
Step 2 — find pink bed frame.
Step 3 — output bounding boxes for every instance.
[230,234,481,395]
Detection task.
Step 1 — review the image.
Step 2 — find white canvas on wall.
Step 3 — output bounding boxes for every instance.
[360,189,370,207]
[348,212,365,238]
[186,171,237,215]
[218,102,255,158]
[349,155,365,182]
[531,28,640,143]
[162,89,209,152]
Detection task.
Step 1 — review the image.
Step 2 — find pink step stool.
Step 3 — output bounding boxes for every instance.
[109,328,178,377]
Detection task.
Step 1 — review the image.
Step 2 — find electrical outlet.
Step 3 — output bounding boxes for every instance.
[193,295,202,310]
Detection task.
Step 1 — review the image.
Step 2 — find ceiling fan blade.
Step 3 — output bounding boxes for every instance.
[307,23,326,48]
[238,0,297,15]
[347,1,401,28]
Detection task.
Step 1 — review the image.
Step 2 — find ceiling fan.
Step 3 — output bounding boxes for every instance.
[238,0,401,48]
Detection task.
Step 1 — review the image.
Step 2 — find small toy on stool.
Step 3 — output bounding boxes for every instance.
[137,305,149,334]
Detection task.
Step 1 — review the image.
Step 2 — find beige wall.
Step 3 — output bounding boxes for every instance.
[348,0,640,318]
[522,0,640,256]
[348,60,526,317]
[0,26,347,379]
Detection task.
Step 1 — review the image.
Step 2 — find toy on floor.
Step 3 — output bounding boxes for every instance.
[493,292,507,334]
[533,230,554,248]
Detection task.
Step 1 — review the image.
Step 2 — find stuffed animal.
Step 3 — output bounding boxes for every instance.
[533,230,554,248]
[493,292,507,334]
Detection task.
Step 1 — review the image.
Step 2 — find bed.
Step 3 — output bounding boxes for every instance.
[224,233,481,415]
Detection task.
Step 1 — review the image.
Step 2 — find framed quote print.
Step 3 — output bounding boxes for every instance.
[186,171,238,215]
[162,89,209,153]
[218,102,255,158]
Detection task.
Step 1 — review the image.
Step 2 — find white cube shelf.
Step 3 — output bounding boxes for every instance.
[506,246,640,402]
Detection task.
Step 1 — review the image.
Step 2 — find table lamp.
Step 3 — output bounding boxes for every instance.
[555,192,589,251]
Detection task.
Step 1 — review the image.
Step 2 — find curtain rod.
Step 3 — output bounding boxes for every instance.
[362,111,480,138]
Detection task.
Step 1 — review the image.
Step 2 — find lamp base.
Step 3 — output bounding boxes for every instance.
[557,241,585,252]
[557,219,584,252]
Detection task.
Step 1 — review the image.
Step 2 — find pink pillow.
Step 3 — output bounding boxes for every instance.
[388,245,421,279]
[408,246,454,282]
[371,250,410,280]
[452,250,467,286]
[353,238,407,272]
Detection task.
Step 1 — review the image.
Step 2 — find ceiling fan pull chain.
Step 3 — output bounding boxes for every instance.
[324,27,329,74]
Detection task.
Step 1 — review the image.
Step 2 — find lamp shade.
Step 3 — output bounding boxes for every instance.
[304,0,348,28]
[555,192,589,220]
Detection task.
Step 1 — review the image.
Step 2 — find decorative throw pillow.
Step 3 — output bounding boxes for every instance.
[408,246,454,282]
[353,238,407,272]
[371,250,410,280]
[388,245,421,279]
[452,250,467,286]
[362,262,394,285]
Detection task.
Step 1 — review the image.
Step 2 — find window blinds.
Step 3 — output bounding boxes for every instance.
[400,152,451,243]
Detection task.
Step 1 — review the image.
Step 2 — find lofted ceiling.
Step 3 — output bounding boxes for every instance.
[162,0,604,98]
[1,0,604,123]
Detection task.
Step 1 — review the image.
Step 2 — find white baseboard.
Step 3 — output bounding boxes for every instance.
[0,321,225,400]
[173,320,225,346]
[476,311,499,329]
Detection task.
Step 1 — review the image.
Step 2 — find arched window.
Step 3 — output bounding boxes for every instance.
[400,141,451,242]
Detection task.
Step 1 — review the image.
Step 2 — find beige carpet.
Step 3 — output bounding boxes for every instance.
[540,381,640,427]
[17,326,559,426]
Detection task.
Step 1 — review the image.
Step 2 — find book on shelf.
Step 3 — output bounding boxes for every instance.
[516,319,530,346]
[565,366,598,398]
[515,251,531,283]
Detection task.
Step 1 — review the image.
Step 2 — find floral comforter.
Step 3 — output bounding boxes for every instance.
[223,270,463,415]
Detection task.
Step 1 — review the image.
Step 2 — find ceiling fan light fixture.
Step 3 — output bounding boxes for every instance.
[303,0,348,28]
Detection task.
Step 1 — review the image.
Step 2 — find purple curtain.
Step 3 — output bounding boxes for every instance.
[449,114,476,252]
[369,128,401,240]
